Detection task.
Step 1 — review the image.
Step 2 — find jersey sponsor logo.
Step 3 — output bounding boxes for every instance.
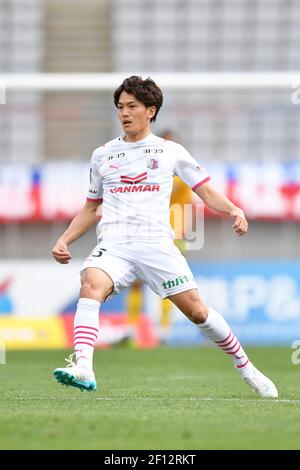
[143,148,163,154]
[162,275,194,290]
[88,189,98,194]
[110,184,160,193]
[120,172,147,184]
[107,152,126,161]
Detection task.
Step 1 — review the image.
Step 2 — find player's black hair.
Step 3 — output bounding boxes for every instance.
[114,76,163,122]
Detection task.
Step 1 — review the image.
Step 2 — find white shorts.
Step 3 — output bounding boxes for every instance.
[81,239,197,299]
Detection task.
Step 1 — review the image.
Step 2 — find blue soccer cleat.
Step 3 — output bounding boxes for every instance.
[53,354,97,392]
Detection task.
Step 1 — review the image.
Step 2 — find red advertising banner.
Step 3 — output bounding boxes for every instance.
[62,313,159,349]
[1,162,300,221]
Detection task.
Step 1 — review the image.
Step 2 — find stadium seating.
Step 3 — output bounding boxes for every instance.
[1,0,300,260]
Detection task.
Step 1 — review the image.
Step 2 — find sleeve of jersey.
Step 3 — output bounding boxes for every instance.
[174,145,211,191]
[87,154,103,203]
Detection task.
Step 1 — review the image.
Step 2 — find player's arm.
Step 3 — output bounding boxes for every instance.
[172,142,247,236]
[194,181,248,236]
[52,199,102,264]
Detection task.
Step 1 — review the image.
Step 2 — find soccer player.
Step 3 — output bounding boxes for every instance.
[125,129,194,345]
[52,76,278,398]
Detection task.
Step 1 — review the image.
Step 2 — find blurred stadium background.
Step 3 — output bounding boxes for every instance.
[1,0,300,351]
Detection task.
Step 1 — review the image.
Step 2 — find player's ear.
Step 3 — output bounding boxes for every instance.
[148,106,156,120]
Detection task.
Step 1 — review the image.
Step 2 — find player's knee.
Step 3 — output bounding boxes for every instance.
[80,268,113,301]
[80,281,99,300]
[80,275,110,302]
[189,303,208,324]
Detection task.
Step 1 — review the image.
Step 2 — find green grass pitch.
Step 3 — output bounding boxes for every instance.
[0,347,299,450]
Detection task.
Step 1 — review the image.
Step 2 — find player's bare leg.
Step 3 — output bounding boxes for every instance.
[53,268,113,391]
[169,289,278,398]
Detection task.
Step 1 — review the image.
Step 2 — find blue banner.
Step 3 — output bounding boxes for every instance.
[169,261,300,345]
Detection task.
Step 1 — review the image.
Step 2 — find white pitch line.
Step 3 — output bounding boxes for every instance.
[2,397,300,404]
[1,397,113,401]
[179,398,300,404]
[98,397,300,404]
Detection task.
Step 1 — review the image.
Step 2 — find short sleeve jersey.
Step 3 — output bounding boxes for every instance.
[87,133,210,241]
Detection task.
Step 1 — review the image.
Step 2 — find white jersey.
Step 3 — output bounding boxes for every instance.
[87,133,210,241]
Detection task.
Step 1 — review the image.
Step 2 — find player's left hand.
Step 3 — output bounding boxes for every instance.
[230,207,248,236]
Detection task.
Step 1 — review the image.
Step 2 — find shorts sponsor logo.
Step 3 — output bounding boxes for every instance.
[162,275,194,289]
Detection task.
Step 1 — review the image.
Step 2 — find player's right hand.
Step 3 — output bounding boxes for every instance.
[52,240,72,264]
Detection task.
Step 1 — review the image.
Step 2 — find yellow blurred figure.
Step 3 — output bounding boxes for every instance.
[126,131,193,345]
[162,154,193,341]
[170,176,193,248]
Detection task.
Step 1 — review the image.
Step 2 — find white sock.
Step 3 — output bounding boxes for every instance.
[198,307,249,370]
[74,298,100,370]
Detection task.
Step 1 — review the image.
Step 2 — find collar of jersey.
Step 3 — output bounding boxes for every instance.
[120,132,155,145]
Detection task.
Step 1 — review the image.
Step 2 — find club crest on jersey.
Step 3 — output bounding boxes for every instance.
[147,157,159,170]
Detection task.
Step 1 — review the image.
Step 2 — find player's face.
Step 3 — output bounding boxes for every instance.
[117,91,156,141]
